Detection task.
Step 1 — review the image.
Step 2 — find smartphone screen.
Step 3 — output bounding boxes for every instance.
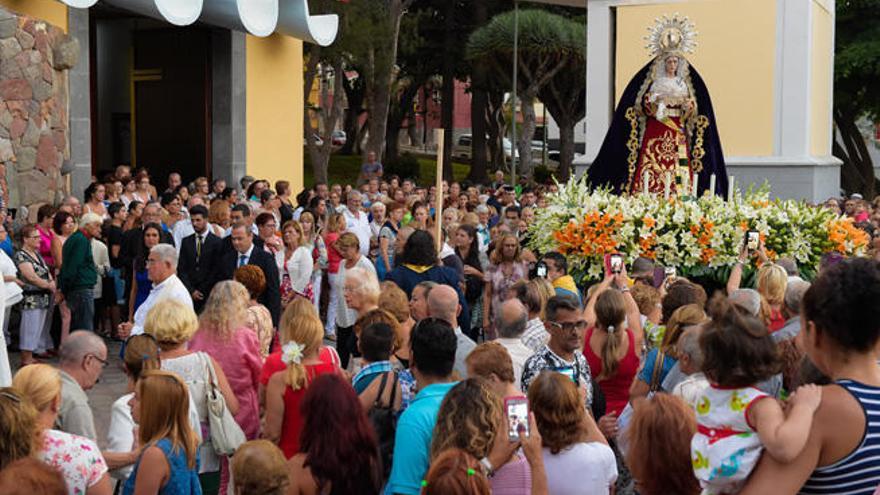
[747,231,759,251]
[536,262,548,278]
[610,254,623,274]
[505,397,529,440]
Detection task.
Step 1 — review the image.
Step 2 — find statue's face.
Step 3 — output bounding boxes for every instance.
[665,56,679,75]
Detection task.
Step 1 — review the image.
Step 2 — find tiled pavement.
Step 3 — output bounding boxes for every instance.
[8,337,128,450]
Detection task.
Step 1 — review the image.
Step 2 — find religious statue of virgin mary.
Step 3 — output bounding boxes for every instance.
[587,15,728,196]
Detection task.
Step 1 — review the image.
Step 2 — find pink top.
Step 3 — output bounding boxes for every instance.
[37,225,55,268]
[490,453,533,495]
[190,326,263,440]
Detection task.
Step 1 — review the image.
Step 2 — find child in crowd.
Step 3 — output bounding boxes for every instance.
[691,297,822,494]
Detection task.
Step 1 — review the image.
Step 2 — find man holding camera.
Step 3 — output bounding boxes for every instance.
[538,252,582,305]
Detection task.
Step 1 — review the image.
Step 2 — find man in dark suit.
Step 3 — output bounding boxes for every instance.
[218,223,281,327]
[178,205,221,312]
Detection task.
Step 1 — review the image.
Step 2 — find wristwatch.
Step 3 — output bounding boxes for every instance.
[479,457,495,477]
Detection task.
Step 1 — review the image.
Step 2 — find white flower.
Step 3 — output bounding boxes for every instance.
[281,341,305,366]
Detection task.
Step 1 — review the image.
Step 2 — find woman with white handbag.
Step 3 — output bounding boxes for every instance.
[144,299,241,495]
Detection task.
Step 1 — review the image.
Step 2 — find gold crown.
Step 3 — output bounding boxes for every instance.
[644,13,698,57]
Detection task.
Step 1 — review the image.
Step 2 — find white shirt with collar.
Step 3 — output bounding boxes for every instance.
[495,337,534,389]
[131,274,193,336]
[343,208,371,255]
[235,244,256,269]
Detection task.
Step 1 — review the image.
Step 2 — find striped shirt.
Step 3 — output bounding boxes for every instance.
[800,379,880,495]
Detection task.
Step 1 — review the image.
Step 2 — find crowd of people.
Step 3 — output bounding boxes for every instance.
[0,163,878,495]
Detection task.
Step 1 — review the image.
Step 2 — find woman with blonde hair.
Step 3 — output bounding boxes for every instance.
[262,303,338,458]
[297,210,327,309]
[234,265,274,357]
[279,220,313,305]
[123,370,201,494]
[190,281,263,493]
[756,263,788,331]
[0,386,39,469]
[147,299,239,492]
[106,334,194,483]
[258,298,340,408]
[12,365,112,495]
[483,233,529,340]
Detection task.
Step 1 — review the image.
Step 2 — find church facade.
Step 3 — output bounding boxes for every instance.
[0,0,337,212]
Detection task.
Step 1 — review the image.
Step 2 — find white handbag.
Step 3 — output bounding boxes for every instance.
[202,353,246,455]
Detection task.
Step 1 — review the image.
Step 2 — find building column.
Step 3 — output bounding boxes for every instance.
[583,1,614,165]
[211,29,247,186]
[67,6,91,201]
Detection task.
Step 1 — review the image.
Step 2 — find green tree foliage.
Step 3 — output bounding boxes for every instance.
[467,9,584,178]
[834,0,880,197]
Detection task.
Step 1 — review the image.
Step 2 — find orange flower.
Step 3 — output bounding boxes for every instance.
[643,216,656,229]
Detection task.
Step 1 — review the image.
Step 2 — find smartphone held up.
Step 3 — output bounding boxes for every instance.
[505,396,530,441]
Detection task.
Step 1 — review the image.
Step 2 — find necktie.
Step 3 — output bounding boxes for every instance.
[238,254,247,267]
[196,235,203,260]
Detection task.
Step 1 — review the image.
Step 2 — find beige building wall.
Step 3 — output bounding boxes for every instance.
[246,34,305,193]
[810,0,833,157]
[615,0,776,157]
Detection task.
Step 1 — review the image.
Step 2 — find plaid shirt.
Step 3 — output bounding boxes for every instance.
[521,317,550,353]
[352,360,393,392]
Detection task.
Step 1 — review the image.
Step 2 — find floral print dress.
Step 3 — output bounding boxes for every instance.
[40,429,108,495]
[483,261,529,339]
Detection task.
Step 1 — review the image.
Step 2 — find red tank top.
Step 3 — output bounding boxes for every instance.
[583,327,640,415]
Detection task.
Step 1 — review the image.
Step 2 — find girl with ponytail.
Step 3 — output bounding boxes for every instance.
[582,267,644,418]
[263,302,338,458]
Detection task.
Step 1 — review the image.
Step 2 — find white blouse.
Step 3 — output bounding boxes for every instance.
[282,246,314,293]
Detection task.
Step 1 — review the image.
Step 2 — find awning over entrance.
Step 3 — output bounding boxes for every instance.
[57,0,338,45]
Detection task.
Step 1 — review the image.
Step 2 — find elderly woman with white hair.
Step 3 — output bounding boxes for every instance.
[334,236,378,370]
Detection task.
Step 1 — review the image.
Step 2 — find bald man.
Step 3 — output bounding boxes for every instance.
[57,331,108,440]
[427,284,476,379]
[495,299,533,389]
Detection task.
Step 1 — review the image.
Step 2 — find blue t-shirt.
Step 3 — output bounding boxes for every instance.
[123,438,201,495]
[0,237,12,257]
[385,381,458,495]
[637,348,677,389]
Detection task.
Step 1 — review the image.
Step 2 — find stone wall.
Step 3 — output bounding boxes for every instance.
[0,7,78,210]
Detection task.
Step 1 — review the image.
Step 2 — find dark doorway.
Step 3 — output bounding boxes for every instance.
[133,29,211,184]
[90,9,212,185]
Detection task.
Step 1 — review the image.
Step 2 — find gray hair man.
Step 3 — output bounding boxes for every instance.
[118,243,193,338]
[57,331,108,439]
[669,325,709,408]
[729,288,762,317]
[774,279,811,343]
[58,212,102,331]
[495,299,533,389]
[427,284,475,379]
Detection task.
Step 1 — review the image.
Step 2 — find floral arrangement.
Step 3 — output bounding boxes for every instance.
[528,177,870,283]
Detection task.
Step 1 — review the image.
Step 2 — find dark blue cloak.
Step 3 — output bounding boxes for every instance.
[586,60,728,197]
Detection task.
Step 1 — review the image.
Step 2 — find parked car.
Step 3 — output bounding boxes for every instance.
[453,134,520,161]
[331,130,347,146]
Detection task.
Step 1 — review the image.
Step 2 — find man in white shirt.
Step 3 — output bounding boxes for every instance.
[343,190,371,256]
[117,244,193,338]
[494,299,534,389]
[427,284,475,379]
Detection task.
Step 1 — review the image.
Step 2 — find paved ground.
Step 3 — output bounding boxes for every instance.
[8,337,128,449]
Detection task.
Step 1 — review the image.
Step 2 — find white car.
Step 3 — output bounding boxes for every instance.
[452,134,519,161]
